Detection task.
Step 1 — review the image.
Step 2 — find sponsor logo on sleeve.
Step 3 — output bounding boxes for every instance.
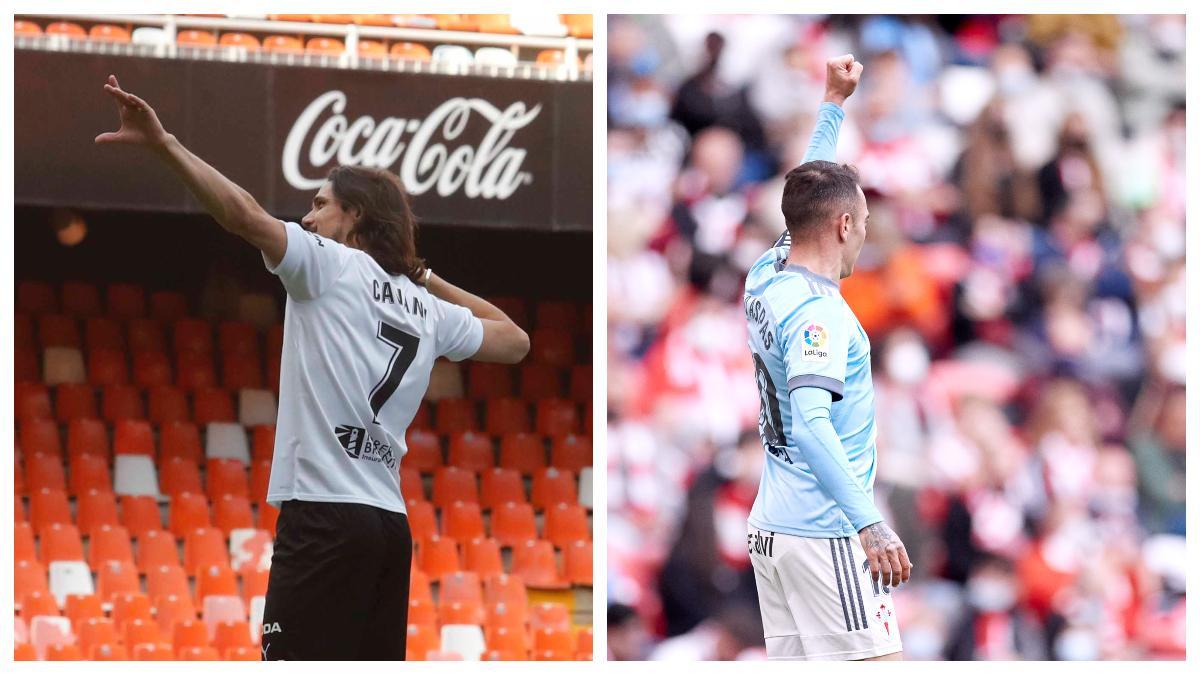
[801,323,830,362]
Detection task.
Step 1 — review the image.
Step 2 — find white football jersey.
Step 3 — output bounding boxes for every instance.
[262,220,483,513]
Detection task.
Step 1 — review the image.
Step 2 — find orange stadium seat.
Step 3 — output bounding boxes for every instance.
[530,602,571,632]
[69,454,111,497]
[154,593,197,634]
[25,452,66,493]
[480,468,526,509]
[240,568,269,602]
[120,495,163,537]
[257,503,279,535]
[310,14,353,24]
[65,418,109,463]
[352,14,399,27]
[88,345,128,384]
[161,422,203,463]
[196,565,239,603]
[533,626,573,660]
[148,386,189,424]
[225,645,259,660]
[131,642,175,660]
[185,529,230,574]
[88,24,131,43]
[161,456,203,498]
[474,14,519,34]
[114,419,155,456]
[55,383,97,422]
[223,353,264,390]
[417,535,460,577]
[536,399,579,437]
[536,50,581,68]
[440,570,484,605]
[410,567,433,604]
[16,521,37,562]
[178,645,220,660]
[84,526,132,567]
[467,362,513,399]
[177,352,217,391]
[147,565,191,604]
[447,431,494,472]
[76,489,119,535]
[530,328,574,368]
[212,495,254,536]
[106,283,146,319]
[389,41,432,61]
[18,281,58,314]
[400,466,426,502]
[169,492,212,538]
[357,39,388,58]
[173,620,212,657]
[563,14,592,38]
[531,468,577,509]
[433,14,478,32]
[218,32,260,51]
[411,400,433,429]
[45,643,84,661]
[406,622,439,661]
[463,537,504,579]
[534,301,578,331]
[65,594,105,630]
[249,458,272,503]
[513,540,567,589]
[15,20,43,36]
[207,459,249,500]
[305,37,345,54]
[127,319,165,353]
[406,499,437,542]
[136,530,180,570]
[520,363,562,400]
[176,30,217,48]
[545,503,590,548]
[432,466,478,508]
[133,351,172,387]
[62,281,102,317]
[213,620,253,654]
[485,398,531,436]
[85,318,124,351]
[30,487,73,534]
[123,618,161,650]
[46,21,86,38]
[193,388,235,426]
[408,597,436,626]
[550,434,591,473]
[78,617,120,657]
[436,398,478,433]
[20,418,62,458]
[263,35,305,54]
[499,432,546,474]
[15,559,50,604]
[268,14,313,22]
[404,428,442,472]
[217,321,258,357]
[102,384,144,422]
[439,598,485,626]
[251,425,275,461]
[39,314,81,348]
[569,365,591,403]
[149,291,188,323]
[443,500,485,541]
[17,344,37,380]
[491,501,537,547]
[96,560,141,602]
[265,324,284,358]
[174,318,213,356]
[485,625,529,660]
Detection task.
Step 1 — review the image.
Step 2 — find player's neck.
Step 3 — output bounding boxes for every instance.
[785,245,841,287]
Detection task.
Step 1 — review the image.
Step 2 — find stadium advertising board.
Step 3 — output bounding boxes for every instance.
[15,50,591,231]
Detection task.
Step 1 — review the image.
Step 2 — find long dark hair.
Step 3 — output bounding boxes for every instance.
[328,166,427,283]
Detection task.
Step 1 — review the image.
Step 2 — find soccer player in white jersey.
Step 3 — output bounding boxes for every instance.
[97,75,530,660]
[743,56,912,661]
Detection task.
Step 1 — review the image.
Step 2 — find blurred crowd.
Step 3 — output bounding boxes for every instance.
[606,15,1185,661]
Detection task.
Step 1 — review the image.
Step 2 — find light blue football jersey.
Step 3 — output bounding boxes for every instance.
[744,243,879,538]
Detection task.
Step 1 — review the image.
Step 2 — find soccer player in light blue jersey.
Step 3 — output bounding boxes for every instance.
[744,55,912,661]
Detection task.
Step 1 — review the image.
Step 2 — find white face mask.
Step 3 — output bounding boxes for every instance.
[885,339,930,385]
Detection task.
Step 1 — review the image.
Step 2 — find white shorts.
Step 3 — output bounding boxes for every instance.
[748,524,902,660]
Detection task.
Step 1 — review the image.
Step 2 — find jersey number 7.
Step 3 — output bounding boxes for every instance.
[369,321,421,424]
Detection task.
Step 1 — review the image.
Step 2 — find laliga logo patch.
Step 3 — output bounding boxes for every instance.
[801,323,830,362]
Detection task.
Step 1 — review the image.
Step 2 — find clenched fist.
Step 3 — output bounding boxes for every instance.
[824,54,864,107]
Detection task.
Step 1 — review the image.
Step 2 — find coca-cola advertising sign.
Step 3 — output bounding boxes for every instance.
[281,91,540,199]
[15,50,591,231]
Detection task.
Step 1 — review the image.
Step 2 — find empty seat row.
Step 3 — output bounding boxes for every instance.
[19,489,279,539]
[16,383,276,427]
[405,429,591,474]
[407,500,590,549]
[18,419,273,464]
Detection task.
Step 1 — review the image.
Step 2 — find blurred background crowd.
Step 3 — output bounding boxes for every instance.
[606,14,1185,661]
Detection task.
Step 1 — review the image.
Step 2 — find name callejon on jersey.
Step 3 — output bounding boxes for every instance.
[263,221,483,514]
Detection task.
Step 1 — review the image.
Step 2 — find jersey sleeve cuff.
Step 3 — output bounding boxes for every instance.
[788,374,845,401]
[263,220,301,276]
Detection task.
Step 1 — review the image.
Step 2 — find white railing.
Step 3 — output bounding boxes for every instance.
[16,14,593,81]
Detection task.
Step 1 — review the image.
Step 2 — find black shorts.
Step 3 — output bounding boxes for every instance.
[261,499,413,660]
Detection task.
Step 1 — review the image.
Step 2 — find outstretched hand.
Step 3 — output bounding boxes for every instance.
[95,75,170,148]
[824,54,864,106]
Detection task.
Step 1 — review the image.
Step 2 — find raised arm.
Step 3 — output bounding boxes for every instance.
[426,273,530,364]
[801,54,863,164]
[95,75,286,264]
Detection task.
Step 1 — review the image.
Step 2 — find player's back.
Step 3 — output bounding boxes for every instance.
[266,221,482,514]
[743,246,878,538]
